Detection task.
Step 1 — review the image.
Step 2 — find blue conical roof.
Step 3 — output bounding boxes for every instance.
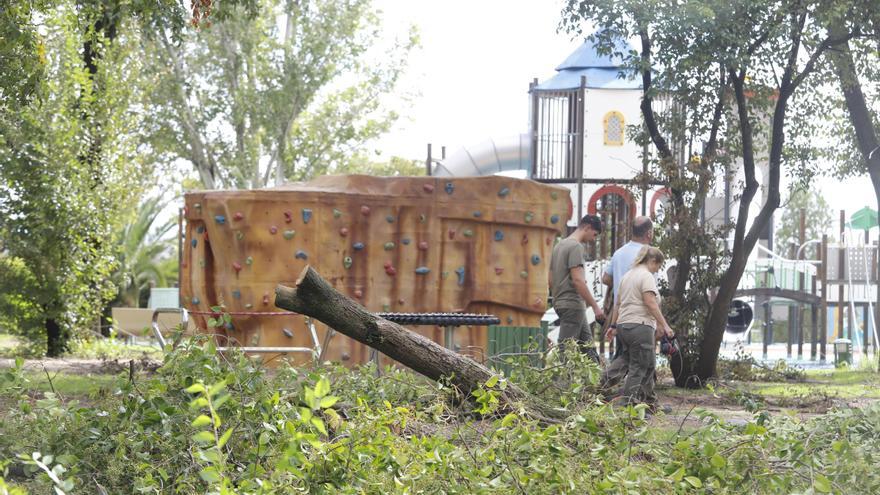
[535,33,641,91]
[555,35,633,70]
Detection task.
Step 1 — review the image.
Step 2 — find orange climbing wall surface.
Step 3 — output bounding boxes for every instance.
[180,175,570,365]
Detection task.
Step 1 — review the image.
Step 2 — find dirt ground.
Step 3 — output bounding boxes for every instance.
[0,357,162,375]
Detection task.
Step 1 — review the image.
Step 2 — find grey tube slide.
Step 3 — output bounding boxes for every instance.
[432,134,531,177]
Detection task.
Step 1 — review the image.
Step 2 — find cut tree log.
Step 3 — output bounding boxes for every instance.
[274,265,533,410]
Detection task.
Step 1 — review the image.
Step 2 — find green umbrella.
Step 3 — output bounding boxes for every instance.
[848,206,879,230]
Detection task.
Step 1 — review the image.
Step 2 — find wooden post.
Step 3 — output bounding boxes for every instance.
[839,210,846,339]
[820,234,828,362]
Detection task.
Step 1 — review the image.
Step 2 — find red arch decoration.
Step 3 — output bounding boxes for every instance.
[587,184,636,218]
[649,187,671,218]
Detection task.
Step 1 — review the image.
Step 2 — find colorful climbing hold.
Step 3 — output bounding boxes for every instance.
[295,250,308,260]
[546,237,552,246]
[224,322,235,331]
[417,241,428,250]
[199,259,205,268]
[283,230,295,240]
[343,256,353,269]
[233,211,244,221]
[385,215,395,223]
[214,215,226,224]
[333,208,342,218]
[232,290,241,299]
[262,293,270,305]
[445,182,454,194]
[282,328,294,338]
[353,242,365,251]
[384,242,395,251]
[235,231,244,240]
[520,270,528,279]
[551,191,558,200]
[360,205,371,216]
[415,266,430,275]
[462,229,474,238]
[339,227,349,237]
[384,262,396,276]
[524,211,534,223]
[244,303,253,309]
[382,304,391,312]
[196,225,205,234]
[245,256,253,265]
[521,234,529,245]
[302,208,313,224]
[192,297,200,305]
[494,267,504,275]
[423,183,435,193]
[194,203,202,210]
[269,225,278,234]
[473,211,482,218]
[401,238,411,245]
[448,229,455,240]
[494,230,504,241]
[498,187,510,198]
[507,315,514,324]
[191,239,197,248]
[398,298,405,305]
[531,254,541,265]
[550,214,560,224]
[284,211,293,223]
[455,266,466,286]
[419,213,427,223]
[354,289,363,299]
[232,261,242,272]
[441,271,449,279]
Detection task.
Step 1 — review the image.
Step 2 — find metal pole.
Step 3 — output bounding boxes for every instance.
[426,143,433,176]
[797,209,805,359]
[178,207,184,306]
[576,76,586,222]
[820,234,828,362]
[839,210,846,339]
[529,78,539,178]
[763,301,770,360]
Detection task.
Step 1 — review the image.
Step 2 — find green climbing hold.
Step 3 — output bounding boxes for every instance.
[236,231,244,240]
[384,242,395,251]
[551,191,558,200]
[333,208,342,218]
[520,270,528,279]
[283,230,295,239]
[245,256,253,266]
[343,256,353,269]
[462,229,474,238]
[524,211,534,223]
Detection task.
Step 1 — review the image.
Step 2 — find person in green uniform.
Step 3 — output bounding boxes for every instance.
[549,214,604,362]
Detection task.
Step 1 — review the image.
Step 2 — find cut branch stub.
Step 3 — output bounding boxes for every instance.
[274,265,528,404]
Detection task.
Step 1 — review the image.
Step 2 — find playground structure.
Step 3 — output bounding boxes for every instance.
[727,209,879,364]
[179,175,569,365]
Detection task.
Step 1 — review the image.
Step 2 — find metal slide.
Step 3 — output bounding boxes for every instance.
[432,134,531,177]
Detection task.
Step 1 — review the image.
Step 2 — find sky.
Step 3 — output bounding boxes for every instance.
[370,0,876,236]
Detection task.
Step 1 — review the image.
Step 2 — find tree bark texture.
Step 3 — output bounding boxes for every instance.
[275,266,529,404]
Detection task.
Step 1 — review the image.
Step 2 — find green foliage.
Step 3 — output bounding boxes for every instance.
[3,340,879,493]
[775,188,833,252]
[0,3,149,355]
[142,0,418,189]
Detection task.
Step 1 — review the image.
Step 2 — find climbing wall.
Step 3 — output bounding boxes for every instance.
[180,175,570,365]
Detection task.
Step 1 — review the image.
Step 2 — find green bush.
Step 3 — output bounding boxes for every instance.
[1,339,878,494]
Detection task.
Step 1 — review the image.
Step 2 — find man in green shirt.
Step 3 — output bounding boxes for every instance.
[549,214,604,362]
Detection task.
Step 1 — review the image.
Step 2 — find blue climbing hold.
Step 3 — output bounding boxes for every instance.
[224,322,235,331]
[191,297,200,305]
[494,230,504,241]
[531,254,541,265]
[455,266,466,286]
[353,242,365,251]
[386,215,395,223]
[302,208,313,224]
[191,239,197,248]
[498,187,510,198]
[295,250,308,260]
[214,215,226,224]
[473,211,482,218]
[282,328,294,338]
[196,226,205,234]
[445,182,454,194]
[550,214,560,224]
[401,238,411,245]
[415,266,430,275]
[232,290,241,299]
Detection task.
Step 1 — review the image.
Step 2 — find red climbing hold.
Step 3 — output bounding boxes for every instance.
[417,241,428,250]
[546,237,552,246]
[448,229,455,240]
[354,289,363,299]
[339,227,349,237]
[423,183,435,193]
[495,267,504,275]
[361,205,371,216]
[283,211,292,223]
[233,212,244,221]
[269,225,278,234]
[262,293,270,305]
[521,234,529,245]
[232,261,242,272]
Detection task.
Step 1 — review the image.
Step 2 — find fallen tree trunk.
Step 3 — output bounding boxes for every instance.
[274,265,532,409]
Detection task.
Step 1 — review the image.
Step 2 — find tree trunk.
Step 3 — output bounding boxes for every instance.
[46,317,67,357]
[274,266,532,411]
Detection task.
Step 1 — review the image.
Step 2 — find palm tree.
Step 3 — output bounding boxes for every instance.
[111,196,177,308]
